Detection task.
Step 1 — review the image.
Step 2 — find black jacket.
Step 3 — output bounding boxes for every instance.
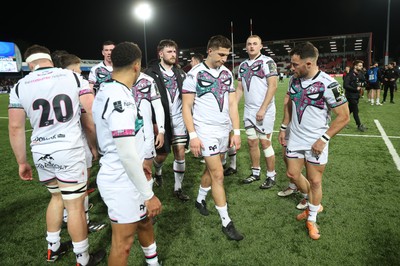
[343,69,362,99]
[144,60,186,153]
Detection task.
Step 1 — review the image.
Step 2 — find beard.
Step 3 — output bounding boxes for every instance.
[164,57,176,66]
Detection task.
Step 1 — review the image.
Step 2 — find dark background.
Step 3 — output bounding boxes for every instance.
[2,0,399,62]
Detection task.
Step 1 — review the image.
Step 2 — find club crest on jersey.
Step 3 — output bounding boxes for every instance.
[163,73,178,103]
[133,78,152,104]
[196,70,232,112]
[239,59,266,91]
[113,101,124,112]
[289,79,325,123]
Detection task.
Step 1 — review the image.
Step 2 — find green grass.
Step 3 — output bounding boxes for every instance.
[1,78,400,265]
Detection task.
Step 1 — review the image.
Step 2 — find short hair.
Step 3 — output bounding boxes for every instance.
[207,35,231,50]
[289,41,319,60]
[51,50,69,67]
[157,39,178,53]
[353,60,363,67]
[111,42,142,68]
[103,40,115,48]
[191,53,204,62]
[247,34,262,43]
[59,54,81,69]
[24,44,51,61]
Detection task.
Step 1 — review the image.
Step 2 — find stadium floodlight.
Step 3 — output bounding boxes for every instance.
[133,2,152,68]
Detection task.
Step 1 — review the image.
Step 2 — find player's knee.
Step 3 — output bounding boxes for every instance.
[245,128,258,140]
[263,146,275,157]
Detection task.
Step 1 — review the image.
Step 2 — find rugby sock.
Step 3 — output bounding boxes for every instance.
[222,153,227,166]
[153,159,163,176]
[302,193,308,199]
[73,238,90,266]
[288,182,297,190]
[215,204,231,227]
[46,230,61,251]
[227,145,237,169]
[142,242,159,266]
[267,170,276,180]
[196,185,211,203]
[173,160,185,191]
[307,203,320,222]
[252,167,261,177]
[63,208,68,223]
[84,195,90,224]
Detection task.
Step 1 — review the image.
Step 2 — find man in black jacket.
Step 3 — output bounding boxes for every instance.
[343,60,367,132]
[144,39,189,201]
[382,62,399,104]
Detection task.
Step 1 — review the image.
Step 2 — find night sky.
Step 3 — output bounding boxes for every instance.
[2,0,399,61]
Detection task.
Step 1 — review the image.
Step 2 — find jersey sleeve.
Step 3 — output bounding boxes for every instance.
[325,81,348,108]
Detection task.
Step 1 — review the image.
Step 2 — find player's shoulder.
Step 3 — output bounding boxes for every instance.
[138,71,155,82]
[317,71,339,88]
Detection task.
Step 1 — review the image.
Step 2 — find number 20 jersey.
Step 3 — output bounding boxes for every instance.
[9,67,91,153]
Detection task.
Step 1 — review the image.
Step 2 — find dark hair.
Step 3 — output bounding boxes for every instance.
[51,50,69,67]
[59,54,81,69]
[191,53,204,62]
[111,42,142,68]
[352,60,363,67]
[103,40,115,47]
[207,35,231,50]
[24,44,51,61]
[157,39,178,52]
[289,41,319,60]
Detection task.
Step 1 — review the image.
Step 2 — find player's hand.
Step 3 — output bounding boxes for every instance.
[231,135,241,150]
[143,163,152,181]
[190,137,204,157]
[155,133,164,149]
[145,195,162,218]
[278,131,287,146]
[19,163,33,181]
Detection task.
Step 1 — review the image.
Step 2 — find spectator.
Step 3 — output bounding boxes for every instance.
[382,62,399,104]
[343,60,367,131]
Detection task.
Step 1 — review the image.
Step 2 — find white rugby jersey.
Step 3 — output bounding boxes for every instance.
[159,65,182,118]
[238,54,278,110]
[88,61,113,93]
[182,62,235,128]
[9,67,90,154]
[287,71,347,150]
[132,72,162,159]
[92,79,138,185]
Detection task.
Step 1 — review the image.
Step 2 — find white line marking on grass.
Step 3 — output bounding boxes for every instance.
[375,119,400,171]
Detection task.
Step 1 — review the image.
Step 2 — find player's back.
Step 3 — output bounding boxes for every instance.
[10,67,85,153]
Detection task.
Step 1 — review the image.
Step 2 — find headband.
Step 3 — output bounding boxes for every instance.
[26,53,52,63]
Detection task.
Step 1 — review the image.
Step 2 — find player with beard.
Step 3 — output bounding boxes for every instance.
[145,39,189,202]
[278,42,350,240]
